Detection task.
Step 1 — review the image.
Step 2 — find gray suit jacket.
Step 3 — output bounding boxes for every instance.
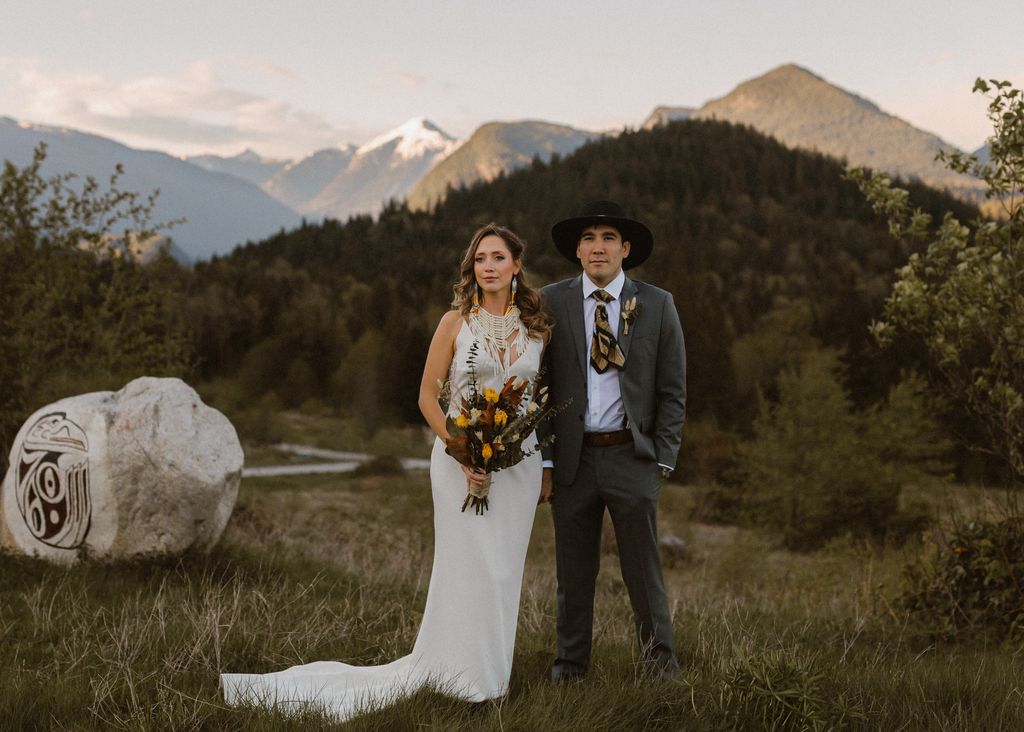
[539,275,686,486]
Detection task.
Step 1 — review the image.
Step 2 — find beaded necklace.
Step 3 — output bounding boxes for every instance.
[471,304,527,375]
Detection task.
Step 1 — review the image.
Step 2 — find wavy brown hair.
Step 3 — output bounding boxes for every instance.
[451,223,553,344]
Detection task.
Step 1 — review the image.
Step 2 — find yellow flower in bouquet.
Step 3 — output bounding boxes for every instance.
[443,349,571,515]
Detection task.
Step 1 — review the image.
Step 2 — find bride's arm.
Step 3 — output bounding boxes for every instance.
[419,311,488,488]
[418,310,462,440]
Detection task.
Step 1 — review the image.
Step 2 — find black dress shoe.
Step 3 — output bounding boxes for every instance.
[549,662,587,683]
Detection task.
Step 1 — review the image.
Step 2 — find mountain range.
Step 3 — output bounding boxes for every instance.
[189,118,598,220]
[261,145,357,211]
[666,64,982,198]
[299,117,457,220]
[406,121,601,211]
[182,118,460,220]
[186,148,288,187]
[2,63,989,261]
[0,116,301,262]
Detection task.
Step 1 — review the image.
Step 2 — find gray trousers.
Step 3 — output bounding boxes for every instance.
[552,441,678,673]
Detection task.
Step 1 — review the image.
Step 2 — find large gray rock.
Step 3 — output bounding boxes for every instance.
[1,377,242,563]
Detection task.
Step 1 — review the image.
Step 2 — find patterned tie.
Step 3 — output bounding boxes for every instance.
[590,289,626,373]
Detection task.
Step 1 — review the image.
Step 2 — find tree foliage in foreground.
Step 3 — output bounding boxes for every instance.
[0,144,193,459]
[736,350,950,550]
[848,79,1024,480]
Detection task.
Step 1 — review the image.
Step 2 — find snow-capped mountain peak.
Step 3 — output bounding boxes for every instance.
[357,117,457,160]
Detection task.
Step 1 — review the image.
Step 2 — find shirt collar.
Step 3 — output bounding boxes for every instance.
[581,269,626,301]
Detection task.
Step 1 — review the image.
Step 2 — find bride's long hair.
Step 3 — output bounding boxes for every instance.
[451,223,553,344]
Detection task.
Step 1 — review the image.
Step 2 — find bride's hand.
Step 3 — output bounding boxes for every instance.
[461,464,488,487]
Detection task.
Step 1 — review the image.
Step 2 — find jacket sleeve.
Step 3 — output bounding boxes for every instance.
[653,292,686,469]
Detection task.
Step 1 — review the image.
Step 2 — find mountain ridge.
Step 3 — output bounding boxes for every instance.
[297,117,458,220]
[687,63,982,197]
[0,116,300,261]
[407,120,600,211]
[185,148,289,187]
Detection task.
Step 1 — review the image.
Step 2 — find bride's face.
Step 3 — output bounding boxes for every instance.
[474,235,521,298]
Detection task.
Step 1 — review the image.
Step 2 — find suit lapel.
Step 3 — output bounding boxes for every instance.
[565,276,588,377]
[617,277,638,361]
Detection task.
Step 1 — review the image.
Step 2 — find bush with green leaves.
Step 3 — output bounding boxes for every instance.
[847,79,1024,480]
[735,350,949,550]
[0,144,193,457]
[901,513,1024,642]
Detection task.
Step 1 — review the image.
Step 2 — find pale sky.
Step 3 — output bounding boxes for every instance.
[1,0,1021,159]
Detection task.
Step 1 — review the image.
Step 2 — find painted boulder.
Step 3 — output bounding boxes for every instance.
[1,377,242,563]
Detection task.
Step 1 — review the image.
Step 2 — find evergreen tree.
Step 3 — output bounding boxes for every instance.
[737,351,949,550]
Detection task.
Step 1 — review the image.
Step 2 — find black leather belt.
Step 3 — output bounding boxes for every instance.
[583,429,633,447]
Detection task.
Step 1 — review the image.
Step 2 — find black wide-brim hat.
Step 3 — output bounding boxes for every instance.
[551,200,653,270]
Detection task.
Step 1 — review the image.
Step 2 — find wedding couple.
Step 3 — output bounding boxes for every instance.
[221,201,687,721]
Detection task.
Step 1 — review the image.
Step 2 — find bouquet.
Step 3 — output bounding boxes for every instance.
[443,342,564,514]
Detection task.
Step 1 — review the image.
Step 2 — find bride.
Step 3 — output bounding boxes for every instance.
[221,223,553,721]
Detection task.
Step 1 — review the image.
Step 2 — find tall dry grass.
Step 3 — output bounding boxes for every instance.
[2,471,1023,730]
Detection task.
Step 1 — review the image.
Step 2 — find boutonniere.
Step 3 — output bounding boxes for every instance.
[621,296,640,335]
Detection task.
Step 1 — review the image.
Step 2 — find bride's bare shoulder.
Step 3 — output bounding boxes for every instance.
[436,309,467,339]
[438,309,464,327]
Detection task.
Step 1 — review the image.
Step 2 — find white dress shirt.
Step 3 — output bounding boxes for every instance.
[581,270,627,433]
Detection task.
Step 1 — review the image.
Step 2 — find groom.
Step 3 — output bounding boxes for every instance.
[539,200,686,681]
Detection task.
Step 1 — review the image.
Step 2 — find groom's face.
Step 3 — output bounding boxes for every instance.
[576,224,630,287]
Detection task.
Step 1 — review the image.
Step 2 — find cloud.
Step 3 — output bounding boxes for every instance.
[0,58,343,158]
[392,69,426,89]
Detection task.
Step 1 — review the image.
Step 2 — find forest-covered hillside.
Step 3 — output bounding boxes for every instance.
[182,118,976,431]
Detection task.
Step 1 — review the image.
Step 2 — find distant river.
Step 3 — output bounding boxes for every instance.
[241,442,430,478]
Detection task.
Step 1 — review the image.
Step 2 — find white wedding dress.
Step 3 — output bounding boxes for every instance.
[221,318,543,722]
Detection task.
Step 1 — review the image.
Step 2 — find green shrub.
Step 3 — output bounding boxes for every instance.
[850,78,1024,479]
[0,145,192,453]
[901,513,1024,642]
[735,351,947,550]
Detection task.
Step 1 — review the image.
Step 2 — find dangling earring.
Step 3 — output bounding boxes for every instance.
[472,284,480,316]
[507,274,518,314]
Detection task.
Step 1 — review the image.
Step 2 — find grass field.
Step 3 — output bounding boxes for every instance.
[2,463,1022,730]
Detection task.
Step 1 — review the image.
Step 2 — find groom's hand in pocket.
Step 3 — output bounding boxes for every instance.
[539,468,554,505]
